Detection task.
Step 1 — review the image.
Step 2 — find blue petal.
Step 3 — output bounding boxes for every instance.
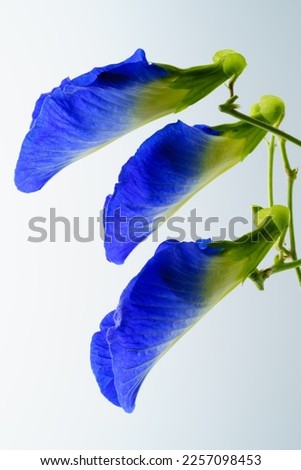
[15,48,237,193]
[92,239,224,412]
[90,311,120,408]
[103,120,243,264]
[93,210,287,412]
[15,49,170,192]
[103,96,285,264]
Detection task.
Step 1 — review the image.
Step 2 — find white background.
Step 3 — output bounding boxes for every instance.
[1,0,301,449]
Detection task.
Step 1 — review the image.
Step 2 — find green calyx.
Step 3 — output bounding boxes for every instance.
[213,49,247,79]
[219,94,301,147]
[232,205,289,254]
[253,205,290,234]
[214,95,286,160]
[203,205,289,308]
[156,49,247,113]
[210,205,289,282]
[250,95,285,127]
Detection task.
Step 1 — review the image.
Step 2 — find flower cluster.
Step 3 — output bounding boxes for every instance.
[15,50,291,412]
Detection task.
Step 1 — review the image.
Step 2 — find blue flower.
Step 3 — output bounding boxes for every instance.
[103,96,285,264]
[15,49,246,193]
[91,206,289,412]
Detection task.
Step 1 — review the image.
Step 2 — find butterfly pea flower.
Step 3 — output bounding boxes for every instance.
[15,49,246,193]
[91,206,289,412]
[104,95,285,264]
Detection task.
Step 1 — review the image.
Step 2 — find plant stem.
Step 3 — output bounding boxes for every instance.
[249,258,301,290]
[268,136,275,207]
[219,100,301,147]
[273,259,301,274]
[267,136,291,259]
[279,139,301,285]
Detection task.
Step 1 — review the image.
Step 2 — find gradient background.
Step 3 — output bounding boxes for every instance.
[1,0,301,449]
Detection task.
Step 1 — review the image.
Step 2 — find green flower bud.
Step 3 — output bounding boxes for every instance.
[250,95,285,126]
[213,49,247,78]
[254,205,290,234]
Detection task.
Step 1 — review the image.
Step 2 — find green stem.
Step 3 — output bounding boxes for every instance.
[227,76,236,98]
[219,99,301,147]
[249,259,301,290]
[279,139,301,285]
[267,136,291,259]
[268,135,275,207]
[276,229,291,260]
[273,259,301,274]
